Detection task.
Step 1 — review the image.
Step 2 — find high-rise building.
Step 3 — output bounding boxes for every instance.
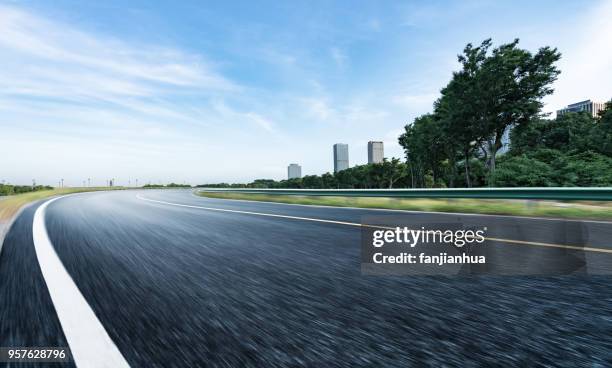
[556,100,606,118]
[367,141,384,164]
[496,125,513,155]
[333,143,349,172]
[287,164,302,179]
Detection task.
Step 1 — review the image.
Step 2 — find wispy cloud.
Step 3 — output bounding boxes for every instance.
[211,100,279,135]
[245,112,276,133]
[301,97,336,121]
[0,5,237,106]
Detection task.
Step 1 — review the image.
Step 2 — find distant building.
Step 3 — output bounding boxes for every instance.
[367,141,384,164]
[287,164,302,179]
[333,143,349,173]
[498,126,512,155]
[557,100,606,118]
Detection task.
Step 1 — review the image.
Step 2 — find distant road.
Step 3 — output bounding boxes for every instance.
[1,190,612,367]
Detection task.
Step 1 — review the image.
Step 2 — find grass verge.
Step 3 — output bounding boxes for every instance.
[198,192,612,221]
[0,187,121,222]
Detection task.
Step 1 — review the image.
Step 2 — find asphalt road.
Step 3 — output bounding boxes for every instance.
[1,189,612,367]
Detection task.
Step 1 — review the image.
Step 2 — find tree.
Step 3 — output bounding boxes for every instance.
[302,175,323,188]
[398,114,447,187]
[476,39,561,184]
[379,158,407,188]
[591,103,612,156]
[434,69,483,187]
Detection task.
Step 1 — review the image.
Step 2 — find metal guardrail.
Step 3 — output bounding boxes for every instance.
[197,187,612,201]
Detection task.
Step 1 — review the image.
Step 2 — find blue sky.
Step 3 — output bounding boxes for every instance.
[1,0,611,186]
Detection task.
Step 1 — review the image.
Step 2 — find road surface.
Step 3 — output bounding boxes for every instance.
[1,189,612,367]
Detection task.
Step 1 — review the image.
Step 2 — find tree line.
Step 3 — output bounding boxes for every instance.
[0,184,53,196]
[496,108,612,186]
[143,183,192,188]
[197,158,410,189]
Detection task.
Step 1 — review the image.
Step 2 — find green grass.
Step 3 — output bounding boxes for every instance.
[0,187,122,222]
[198,192,612,221]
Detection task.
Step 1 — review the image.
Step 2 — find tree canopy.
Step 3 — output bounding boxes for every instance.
[399,38,567,187]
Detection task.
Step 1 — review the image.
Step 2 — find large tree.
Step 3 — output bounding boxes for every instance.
[475,39,561,183]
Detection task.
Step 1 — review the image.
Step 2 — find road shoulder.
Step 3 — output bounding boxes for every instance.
[0,202,35,256]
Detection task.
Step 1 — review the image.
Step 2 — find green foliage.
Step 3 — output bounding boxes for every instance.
[198,159,409,189]
[561,151,612,187]
[399,38,561,187]
[510,113,596,154]
[143,183,191,188]
[492,148,612,187]
[400,102,612,188]
[395,38,612,188]
[454,159,487,188]
[195,183,247,188]
[592,104,612,156]
[492,154,555,187]
[399,114,449,187]
[0,184,53,196]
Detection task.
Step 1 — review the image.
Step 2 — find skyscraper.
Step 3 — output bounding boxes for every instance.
[287,163,302,179]
[333,143,349,172]
[367,141,384,164]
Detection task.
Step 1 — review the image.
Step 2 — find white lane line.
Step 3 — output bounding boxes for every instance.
[138,194,612,254]
[33,196,130,368]
[137,194,381,229]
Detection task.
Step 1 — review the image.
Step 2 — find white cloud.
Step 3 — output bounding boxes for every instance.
[0,5,278,185]
[211,100,279,134]
[301,97,336,121]
[0,5,237,106]
[245,112,276,133]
